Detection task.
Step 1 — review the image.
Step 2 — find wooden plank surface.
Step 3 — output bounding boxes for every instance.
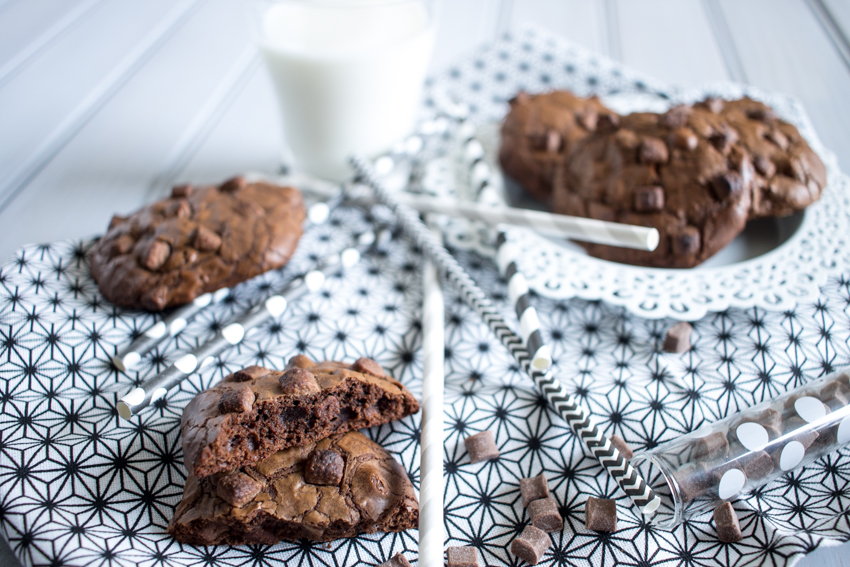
[718,0,850,169]
[0,0,850,566]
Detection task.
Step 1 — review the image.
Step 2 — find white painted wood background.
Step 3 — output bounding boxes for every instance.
[1,0,849,565]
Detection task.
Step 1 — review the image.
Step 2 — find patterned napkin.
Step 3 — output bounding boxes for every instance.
[1,25,850,567]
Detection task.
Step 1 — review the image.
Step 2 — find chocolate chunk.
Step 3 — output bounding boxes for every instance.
[142,240,171,271]
[220,176,247,193]
[304,449,344,486]
[171,184,193,198]
[585,497,617,532]
[713,502,743,542]
[465,431,499,464]
[169,199,192,219]
[671,226,701,257]
[168,431,419,545]
[352,357,388,378]
[597,113,620,132]
[216,472,263,508]
[746,107,777,122]
[711,172,744,200]
[671,128,698,150]
[379,553,412,567]
[520,474,551,508]
[108,214,128,230]
[754,155,776,178]
[181,359,420,478]
[609,434,633,460]
[819,380,850,411]
[633,186,665,212]
[661,105,691,129]
[709,125,738,153]
[836,373,849,387]
[528,497,563,533]
[90,179,305,311]
[576,108,599,131]
[288,354,316,369]
[510,525,551,565]
[218,387,255,414]
[703,97,725,114]
[194,226,222,252]
[663,321,693,353]
[228,365,269,382]
[639,137,669,163]
[672,463,714,503]
[693,431,729,461]
[757,408,784,439]
[546,130,562,153]
[446,546,479,567]
[278,367,321,396]
[740,450,774,480]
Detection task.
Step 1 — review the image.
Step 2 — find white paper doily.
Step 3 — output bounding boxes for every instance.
[422,27,850,321]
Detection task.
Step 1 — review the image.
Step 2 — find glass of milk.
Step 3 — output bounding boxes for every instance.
[254,0,437,181]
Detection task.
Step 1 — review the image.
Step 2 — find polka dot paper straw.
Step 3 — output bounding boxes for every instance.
[115,236,370,420]
[112,199,338,372]
[350,155,662,516]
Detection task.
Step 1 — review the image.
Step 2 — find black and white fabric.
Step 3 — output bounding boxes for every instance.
[2,28,850,567]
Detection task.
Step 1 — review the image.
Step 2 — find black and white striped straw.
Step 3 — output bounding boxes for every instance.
[115,231,372,420]
[495,230,551,371]
[350,155,662,517]
[112,198,337,372]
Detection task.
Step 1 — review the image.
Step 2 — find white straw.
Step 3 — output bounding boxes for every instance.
[419,230,446,564]
[284,176,659,252]
[397,195,659,251]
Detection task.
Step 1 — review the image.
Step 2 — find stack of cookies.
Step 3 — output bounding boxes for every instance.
[499,92,826,268]
[167,355,421,545]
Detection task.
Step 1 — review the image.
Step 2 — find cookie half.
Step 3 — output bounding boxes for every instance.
[499,91,620,203]
[556,106,752,268]
[90,177,305,311]
[181,356,420,478]
[167,430,419,544]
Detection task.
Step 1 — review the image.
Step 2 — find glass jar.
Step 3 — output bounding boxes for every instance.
[630,369,850,528]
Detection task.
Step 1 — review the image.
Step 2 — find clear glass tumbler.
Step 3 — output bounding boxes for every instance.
[630,369,850,528]
[252,0,437,182]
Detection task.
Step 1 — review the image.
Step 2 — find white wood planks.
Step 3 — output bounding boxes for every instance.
[719,0,850,169]
[615,0,729,84]
[0,0,257,259]
[509,0,606,53]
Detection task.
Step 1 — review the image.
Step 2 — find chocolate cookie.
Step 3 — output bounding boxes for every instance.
[167,431,419,544]
[181,356,420,478]
[499,91,619,202]
[701,97,826,218]
[555,106,752,268]
[90,177,305,311]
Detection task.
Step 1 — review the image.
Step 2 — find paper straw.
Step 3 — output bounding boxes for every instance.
[294,180,659,252]
[112,288,230,372]
[399,195,659,251]
[112,198,339,372]
[115,232,372,420]
[350,155,662,516]
[495,230,551,371]
[419,232,446,566]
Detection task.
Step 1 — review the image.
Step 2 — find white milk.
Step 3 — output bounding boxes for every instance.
[260,0,434,181]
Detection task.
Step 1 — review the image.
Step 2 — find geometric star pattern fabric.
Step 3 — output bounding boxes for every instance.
[1,203,849,567]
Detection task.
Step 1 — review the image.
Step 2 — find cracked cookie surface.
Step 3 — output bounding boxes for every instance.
[89,177,305,311]
[167,431,419,544]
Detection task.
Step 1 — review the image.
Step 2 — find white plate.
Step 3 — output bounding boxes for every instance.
[424,79,850,320]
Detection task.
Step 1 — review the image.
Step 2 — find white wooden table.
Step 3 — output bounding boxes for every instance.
[1,1,848,565]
